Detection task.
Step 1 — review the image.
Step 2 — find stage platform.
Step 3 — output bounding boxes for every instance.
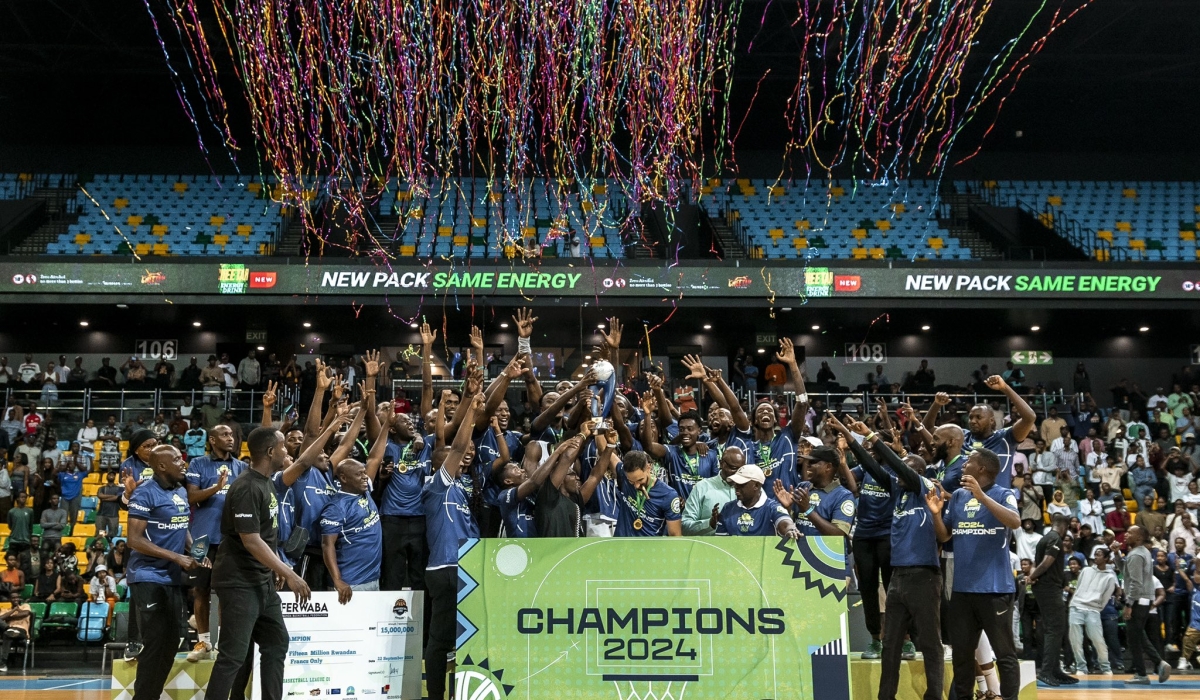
[851,658,1038,700]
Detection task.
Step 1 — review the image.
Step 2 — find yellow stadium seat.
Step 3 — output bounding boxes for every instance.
[1122,188,1137,198]
[592,184,607,195]
[301,190,317,202]
[408,208,423,219]
[1097,230,1113,242]
[85,471,102,484]
[983,180,997,188]
[740,187,757,196]
[236,224,252,237]
[875,220,892,231]
[213,234,230,246]
[134,243,150,256]
[210,215,226,226]
[1116,221,1132,232]
[831,186,845,197]
[736,178,750,186]
[793,237,807,249]
[247,182,262,194]
[151,224,168,237]
[74,233,91,245]
[589,236,605,247]
[700,186,713,195]
[891,203,906,213]
[173,182,188,193]
[1194,204,1200,214]
[471,217,486,228]
[1047,195,1063,207]
[869,247,885,260]
[851,247,868,260]
[769,228,784,239]
[730,210,741,220]
[521,227,536,237]
[795,219,811,230]
[452,235,469,246]
[127,215,143,227]
[503,244,518,259]
[489,192,502,203]
[1038,213,1054,227]
[1129,239,1146,251]
[928,237,944,250]
[708,178,722,187]
[82,484,100,497]
[581,201,594,213]
[1180,230,1195,242]
[1094,249,1110,262]
[0,602,10,612]
[437,226,453,236]
[852,228,867,239]
[0,524,9,536]
[1195,248,1200,261]
[152,243,169,256]
[113,198,128,209]
[73,523,96,538]
[399,245,416,256]
[392,191,411,203]
[769,186,785,196]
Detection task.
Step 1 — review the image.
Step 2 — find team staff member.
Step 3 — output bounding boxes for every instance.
[204,427,311,700]
[927,448,1021,700]
[682,447,745,535]
[424,393,484,700]
[925,376,1036,488]
[321,404,392,600]
[1027,514,1077,686]
[184,424,247,661]
[714,464,799,538]
[777,445,856,539]
[126,445,209,700]
[615,451,683,537]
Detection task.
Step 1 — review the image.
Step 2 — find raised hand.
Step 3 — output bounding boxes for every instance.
[682,354,707,380]
[216,471,228,490]
[469,326,484,363]
[420,321,437,346]
[378,400,395,423]
[933,392,950,406]
[363,349,381,378]
[776,337,796,364]
[315,358,332,391]
[846,418,872,436]
[599,317,623,349]
[984,375,1007,392]
[578,366,599,386]
[793,484,811,513]
[646,372,663,390]
[262,380,278,409]
[465,365,484,396]
[330,378,345,402]
[773,479,794,510]
[503,354,528,379]
[512,308,538,338]
[924,485,944,516]
[900,403,916,421]
[470,392,486,412]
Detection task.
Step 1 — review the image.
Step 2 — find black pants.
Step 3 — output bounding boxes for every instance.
[1019,598,1039,659]
[299,546,330,592]
[1032,582,1067,677]
[230,644,256,700]
[0,620,28,662]
[948,593,1020,700]
[131,582,185,700]
[1127,603,1162,676]
[1165,594,1189,647]
[381,515,428,590]
[426,567,458,700]
[878,567,942,700]
[205,583,289,700]
[853,536,892,638]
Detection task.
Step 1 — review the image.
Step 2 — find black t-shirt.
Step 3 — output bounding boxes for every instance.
[1035,530,1064,588]
[533,479,581,538]
[212,468,278,588]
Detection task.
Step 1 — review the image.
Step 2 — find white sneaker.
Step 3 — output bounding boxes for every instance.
[186,641,212,662]
[944,646,954,661]
[0,665,8,674]
[1177,657,1191,671]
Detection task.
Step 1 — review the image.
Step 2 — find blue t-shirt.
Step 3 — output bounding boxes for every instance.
[851,465,897,540]
[663,445,718,500]
[319,488,383,586]
[119,456,154,484]
[891,475,940,568]
[743,429,798,491]
[1167,552,1194,598]
[927,455,965,493]
[380,440,432,517]
[186,455,248,545]
[715,494,790,536]
[474,429,506,505]
[272,472,297,566]
[706,430,752,462]
[126,479,190,585]
[292,466,338,536]
[614,471,681,537]
[580,440,641,520]
[943,484,1019,594]
[496,486,536,538]
[1190,587,1200,630]
[961,427,1018,489]
[59,469,87,501]
[422,467,479,569]
[537,425,565,448]
[794,484,856,537]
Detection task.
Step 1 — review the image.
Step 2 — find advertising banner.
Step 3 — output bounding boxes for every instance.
[252,591,424,700]
[455,536,850,700]
[2,259,1198,302]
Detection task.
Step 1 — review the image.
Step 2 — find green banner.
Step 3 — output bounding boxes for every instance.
[455,536,850,700]
[2,259,1198,301]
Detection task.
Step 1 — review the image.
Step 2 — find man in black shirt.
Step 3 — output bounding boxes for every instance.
[1028,514,1076,687]
[204,427,311,700]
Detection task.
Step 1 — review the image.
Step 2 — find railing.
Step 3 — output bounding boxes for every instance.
[6,385,301,428]
[731,387,1074,420]
[966,180,1115,261]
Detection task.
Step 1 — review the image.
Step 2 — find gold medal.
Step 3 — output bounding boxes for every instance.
[398,463,409,474]
[633,518,643,530]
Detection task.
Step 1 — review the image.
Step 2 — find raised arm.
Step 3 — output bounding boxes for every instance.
[925,484,951,542]
[419,321,437,421]
[531,370,595,433]
[477,355,527,430]
[580,427,618,503]
[963,474,1021,530]
[647,372,678,425]
[261,380,278,428]
[328,400,367,467]
[442,394,484,479]
[640,400,668,459]
[490,416,511,472]
[278,405,353,488]
[362,351,381,440]
[984,375,1036,442]
[776,338,808,440]
[548,431,588,489]
[923,392,949,433]
[828,413,889,494]
[442,364,483,442]
[611,399,635,452]
[364,402,393,481]
[710,367,750,432]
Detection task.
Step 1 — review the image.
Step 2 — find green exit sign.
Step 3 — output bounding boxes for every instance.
[1011,351,1053,365]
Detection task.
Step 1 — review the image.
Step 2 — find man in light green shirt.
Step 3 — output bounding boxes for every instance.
[682,447,744,535]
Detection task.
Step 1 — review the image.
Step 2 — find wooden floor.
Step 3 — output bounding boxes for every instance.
[2,674,1199,699]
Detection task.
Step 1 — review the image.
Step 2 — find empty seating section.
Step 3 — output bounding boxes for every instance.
[701,178,966,260]
[49,174,283,256]
[989,180,1200,261]
[0,172,74,199]
[379,178,628,258]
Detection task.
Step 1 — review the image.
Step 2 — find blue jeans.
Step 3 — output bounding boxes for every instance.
[1068,607,1110,672]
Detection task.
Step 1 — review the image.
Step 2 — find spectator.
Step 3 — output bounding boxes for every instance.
[168,410,189,436]
[1148,387,1170,414]
[17,354,39,387]
[95,471,122,536]
[88,565,118,602]
[1048,490,1072,518]
[152,357,174,389]
[1041,408,1068,446]
[1130,455,1158,505]
[1079,489,1105,533]
[200,355,225,394]
[184,421,208,458]
[1032,439,1057,506]
[910,359,935,390]
[39,494,68,555]
[815,361,836,385]
[121,357,148,388]
[1073,363,1092,396]
[1016,518,1043,563]
[1105,413,1126,442]
[177,356,202,390]
[0,357,12,387]
[218,352,238,389]
[262,352,281,387]
[67,356,87,388]
[237,349,261,389]
[1020,480,1044,523]
[1,553,25,592]
[1185,481,1200,523]
[105,540,129,580]
[76,418,98,459]
[0,464,10,521]
[149,413,170,442]
[57,450,88,528]
[178,395,195,420]
[1003,361,1025,390]
[1169,512,1199,555]
[39,363,58,405]
[1105,499,1131,543]
[1067,547,1119,674]
[5,492,33,556]
[763,356,786,389]
[46,570,85,604]
[22,405,43,437]
[32,560,56,601]
[96,416,122,473]
[1169,384,1195,420]
[0,594,33,673]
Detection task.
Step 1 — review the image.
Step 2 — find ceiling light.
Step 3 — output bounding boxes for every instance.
[584,355,592,360]
[116,304,128,309]
[757,348,766,354]
[500,322,509,328]
[1030,325,1040,332]
[409,322,419,328]
[703,324,712,330]
[597,323,606,329]
[921,325,930,331]
[192,321,202,327]
[302,322,311,328]
[811,324,820,331]
[781,308,792,312]
[1139,326,1150,332]
[79,321,89,327]
[257,345,265,351]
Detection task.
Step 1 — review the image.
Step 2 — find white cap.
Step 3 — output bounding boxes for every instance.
[728,464,766,485]
[802,436,823,447]
[95,565,108,573]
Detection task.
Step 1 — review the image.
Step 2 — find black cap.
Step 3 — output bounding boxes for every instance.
[804,446,840,465]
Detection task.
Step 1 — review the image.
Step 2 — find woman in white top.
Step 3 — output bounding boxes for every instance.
[1077,488,1106,533]
[76,418,99,459]
[1047,489,1073,518]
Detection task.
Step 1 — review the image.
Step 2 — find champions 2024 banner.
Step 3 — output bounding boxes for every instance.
[455,537,850,700]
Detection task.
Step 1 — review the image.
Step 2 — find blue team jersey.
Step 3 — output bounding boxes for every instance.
[927,455,965,493]
[715,494,790,536]
[891,475,940,568]
[119,456,154,484]
[794,484,856,537]
[496,486,536,538]
[422,467,479,568]
[961,427,1018,489]
[319,488,383,585]
[1167,552,1194,596]
[380,440,432,517]
[474,429,506,504]
[272,472,297,565]
[1190,588,1200,630]
[943,484,1019,594]
[126,479,191,585]
[663,445,718,500]
[59,469,87,501]
[186,455,248,545]
[743,429,798,491]
[292,466,338,536]
[580,440,640,520]
[614,471,681,537]
[537,425,565,448]
[706,430,752,462]
[851,465,897,540]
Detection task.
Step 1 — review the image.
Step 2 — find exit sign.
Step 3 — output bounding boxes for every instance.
[246,329,268,342]
[755,333,777,346]
[1011,351,1053,365]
